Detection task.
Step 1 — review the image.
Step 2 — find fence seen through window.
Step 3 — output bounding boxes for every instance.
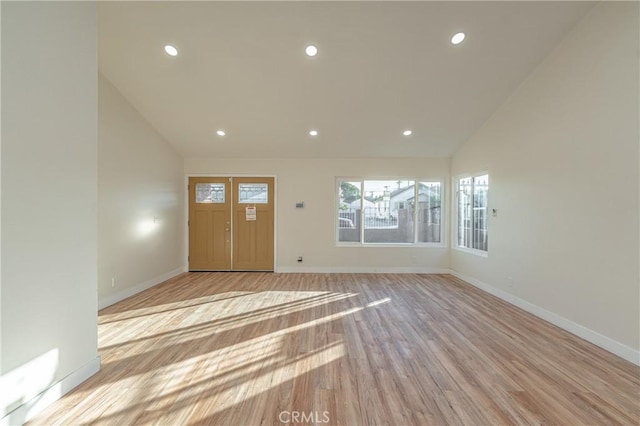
[338,179,441,244]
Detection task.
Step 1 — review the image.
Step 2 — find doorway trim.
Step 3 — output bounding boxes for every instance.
[184,174,278,272]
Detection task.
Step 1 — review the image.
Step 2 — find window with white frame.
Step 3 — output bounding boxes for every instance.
[337,179,442,245]
[455,173,488,252]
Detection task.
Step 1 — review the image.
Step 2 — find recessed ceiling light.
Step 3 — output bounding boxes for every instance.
[216,130,226,136]
[403,130,412,136]
[309,130,318,136]
[164,45,178,56]
[451,32,466,45]
[305,45,318,57]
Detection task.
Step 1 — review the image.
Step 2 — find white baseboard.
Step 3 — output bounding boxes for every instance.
[1,356,100,426]
[450,270,640,366]
[276,266,450,274]
[98,265,187,310]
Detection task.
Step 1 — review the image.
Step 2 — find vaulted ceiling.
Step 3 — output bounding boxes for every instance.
[99,1,594,159]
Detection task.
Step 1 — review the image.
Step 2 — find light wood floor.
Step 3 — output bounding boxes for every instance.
[29,273,639,425]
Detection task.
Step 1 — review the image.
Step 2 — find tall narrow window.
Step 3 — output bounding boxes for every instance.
[456,174,488,252]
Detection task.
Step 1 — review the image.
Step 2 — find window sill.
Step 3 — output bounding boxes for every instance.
[453,246,488,258]
[336,242,446,249]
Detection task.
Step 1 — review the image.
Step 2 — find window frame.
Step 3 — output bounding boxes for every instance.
[453,171,489,257]
[335,177,446,248]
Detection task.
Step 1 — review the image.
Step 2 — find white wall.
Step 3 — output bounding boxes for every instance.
[0,0,4,388]
[98,76,186,309]
[185,158,450,272]
[1,2,100,423]
[450,2,639,362]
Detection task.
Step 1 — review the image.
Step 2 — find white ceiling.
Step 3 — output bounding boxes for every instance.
[98,1,594,159]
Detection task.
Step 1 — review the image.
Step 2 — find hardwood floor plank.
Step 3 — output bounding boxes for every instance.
[26,272,639,425]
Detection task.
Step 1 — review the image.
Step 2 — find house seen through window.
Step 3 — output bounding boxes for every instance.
[337,179,442,245]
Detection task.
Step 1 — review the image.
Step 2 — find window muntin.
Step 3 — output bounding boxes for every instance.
[195,183,225,203]
[456,174,488,252]
[337,178,442,245]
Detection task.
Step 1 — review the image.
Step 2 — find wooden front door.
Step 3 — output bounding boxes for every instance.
[189,177,232,270]
[232,177,275,271]
[189,176,274,271]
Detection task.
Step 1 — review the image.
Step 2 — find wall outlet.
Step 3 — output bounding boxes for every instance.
[297,256,303,262]
[111,277,116,288]
[507,276,513,288]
